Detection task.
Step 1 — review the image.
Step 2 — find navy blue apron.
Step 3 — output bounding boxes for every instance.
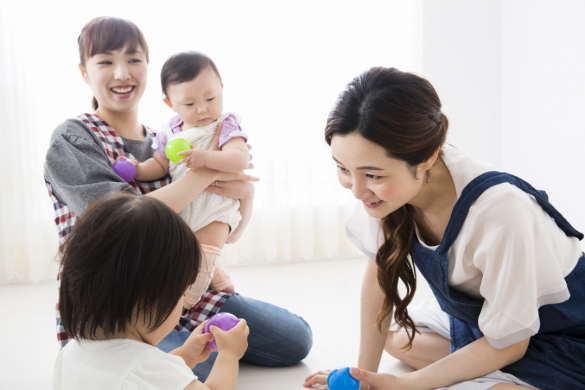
[411,171,585,390]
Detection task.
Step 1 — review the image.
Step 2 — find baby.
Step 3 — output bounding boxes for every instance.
[135,52,250,309]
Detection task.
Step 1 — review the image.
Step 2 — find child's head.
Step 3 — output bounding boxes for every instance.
[161,51,224,129]
[78,16,149,111]
[58,192,201,341]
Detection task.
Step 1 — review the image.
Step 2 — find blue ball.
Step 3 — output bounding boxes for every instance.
[327,367,359,390]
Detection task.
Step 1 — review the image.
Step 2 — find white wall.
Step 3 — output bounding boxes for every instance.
[422,0,585,245]
[501,0,585,237]
[422,0,502,168]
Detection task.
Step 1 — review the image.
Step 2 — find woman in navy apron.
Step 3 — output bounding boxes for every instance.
[304,67,584,389]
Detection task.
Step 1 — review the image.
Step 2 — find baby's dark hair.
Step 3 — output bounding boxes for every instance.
[58,192,201,340]
[161,51,222,98]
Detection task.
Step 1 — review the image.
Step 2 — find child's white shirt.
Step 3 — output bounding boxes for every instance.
[53,338,196,390]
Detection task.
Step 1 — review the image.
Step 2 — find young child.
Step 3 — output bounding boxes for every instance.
[134,51,250,309]
[53,192,249,390]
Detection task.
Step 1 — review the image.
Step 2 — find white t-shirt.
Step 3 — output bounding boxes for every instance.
[346,146,583,348]
[53,338,196,390]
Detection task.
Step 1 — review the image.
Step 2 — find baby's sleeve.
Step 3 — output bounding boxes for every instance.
[218,114,248,149]
[152,132,169,160]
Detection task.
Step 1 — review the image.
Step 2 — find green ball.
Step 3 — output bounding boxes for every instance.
[165,138,192,163]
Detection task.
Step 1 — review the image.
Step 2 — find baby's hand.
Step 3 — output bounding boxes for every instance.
[177,146,208,169]
[182,320,215,365]
[129,158,142,179]
[210,318,249,360]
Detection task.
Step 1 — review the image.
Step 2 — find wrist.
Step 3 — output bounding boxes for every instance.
[217,349,241,362]
[185,166,217,186]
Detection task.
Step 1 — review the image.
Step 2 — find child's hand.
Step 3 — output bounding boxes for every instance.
[177,146,208,169]
[129,158,142,180]
[182,320,215,365]
[210,318,249,360]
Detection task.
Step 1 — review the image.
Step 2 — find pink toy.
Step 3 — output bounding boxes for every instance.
[204,312,239,350]
[112,157,136,182]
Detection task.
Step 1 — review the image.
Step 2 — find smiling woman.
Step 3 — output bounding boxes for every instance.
[77,18,149,138]
[43,16,313,385]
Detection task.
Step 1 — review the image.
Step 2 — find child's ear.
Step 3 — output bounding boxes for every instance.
[163,98,175,111]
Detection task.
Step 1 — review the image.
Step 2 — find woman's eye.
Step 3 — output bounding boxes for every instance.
[366,174,382,180]
[130,58,142,63]
[98,61,112,65]
[337,166,349,173]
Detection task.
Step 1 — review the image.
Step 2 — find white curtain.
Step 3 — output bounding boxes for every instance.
[0,0,419,283]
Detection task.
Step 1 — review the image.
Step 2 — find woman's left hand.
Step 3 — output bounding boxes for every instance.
[303,369,331,388]
[206,178,255,200]
[348,368,405,389]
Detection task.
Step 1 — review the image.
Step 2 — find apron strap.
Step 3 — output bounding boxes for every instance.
[438,171,583,256]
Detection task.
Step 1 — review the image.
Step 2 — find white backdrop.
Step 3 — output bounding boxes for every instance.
[0,0,419,283]
[2,1,584,284]
[422,0,585,248]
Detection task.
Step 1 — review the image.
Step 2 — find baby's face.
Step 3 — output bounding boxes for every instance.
[166,65,223,129]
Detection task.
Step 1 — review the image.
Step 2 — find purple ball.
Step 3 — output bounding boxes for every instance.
[112,157,137,183]
[204,312,239,350]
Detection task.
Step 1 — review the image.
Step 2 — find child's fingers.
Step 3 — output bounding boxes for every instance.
[192,320,208,334]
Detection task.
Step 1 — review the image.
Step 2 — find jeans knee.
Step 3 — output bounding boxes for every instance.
[287,317,313,363]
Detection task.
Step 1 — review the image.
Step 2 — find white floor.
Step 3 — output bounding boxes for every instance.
[0,257,435,389]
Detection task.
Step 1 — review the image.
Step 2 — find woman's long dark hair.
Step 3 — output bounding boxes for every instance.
[58,192,201,340]
[325,67,448,349]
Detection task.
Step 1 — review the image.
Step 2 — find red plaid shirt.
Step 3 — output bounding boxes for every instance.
[47,114,228,347]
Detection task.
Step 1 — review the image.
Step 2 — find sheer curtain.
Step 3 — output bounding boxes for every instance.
[0,0,419,283]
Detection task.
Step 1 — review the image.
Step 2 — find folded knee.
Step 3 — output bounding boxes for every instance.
[385,331,411,361]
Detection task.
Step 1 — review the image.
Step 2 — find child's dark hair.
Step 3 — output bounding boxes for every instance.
[58,192,201,340]
[78,16,149,110]
[161,51,222,98]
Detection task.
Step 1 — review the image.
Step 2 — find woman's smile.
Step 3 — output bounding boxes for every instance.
[111,84,135,98]
[363,200,383,208]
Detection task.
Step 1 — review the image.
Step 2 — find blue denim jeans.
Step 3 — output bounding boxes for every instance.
[157,293,313,381]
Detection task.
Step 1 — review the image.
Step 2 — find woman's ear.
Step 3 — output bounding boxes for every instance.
[420,147,441,172]
[79,64,89,84]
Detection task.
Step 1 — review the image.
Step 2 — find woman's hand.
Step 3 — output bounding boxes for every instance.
[349,368,404,389]
[303,369,331,388]
[206,178,255,200]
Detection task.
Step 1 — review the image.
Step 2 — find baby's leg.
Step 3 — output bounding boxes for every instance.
[183,222,232,309]
[194,221,230,249]
[195,222,234,291]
